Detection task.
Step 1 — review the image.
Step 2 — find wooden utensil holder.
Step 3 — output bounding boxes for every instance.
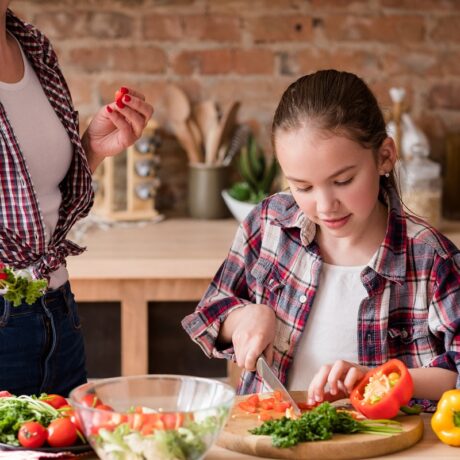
[92,119,162,221]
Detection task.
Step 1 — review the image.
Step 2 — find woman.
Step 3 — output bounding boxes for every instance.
[0,2,153,395]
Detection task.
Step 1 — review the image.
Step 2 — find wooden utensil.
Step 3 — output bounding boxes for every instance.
[217,391,424,459]
[162,84,201,163]
[216,101,241,165]
[194,100,220,164]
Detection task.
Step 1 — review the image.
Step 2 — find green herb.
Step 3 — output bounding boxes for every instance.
[250,402,402,448]
[0,267,47,307]
[0,395,60,446]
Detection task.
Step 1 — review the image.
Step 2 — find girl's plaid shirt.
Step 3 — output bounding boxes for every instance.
[182,187,460,395]
[0,11,94,280]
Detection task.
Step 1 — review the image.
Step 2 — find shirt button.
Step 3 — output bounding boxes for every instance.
[268,279,274,285]
[299,295,307,303]
[401,329,408,339]
[34,233,39,240]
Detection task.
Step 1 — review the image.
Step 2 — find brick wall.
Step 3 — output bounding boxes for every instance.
[11,0,460,214]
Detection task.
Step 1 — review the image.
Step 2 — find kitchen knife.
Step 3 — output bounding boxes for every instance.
[256,356,301,416]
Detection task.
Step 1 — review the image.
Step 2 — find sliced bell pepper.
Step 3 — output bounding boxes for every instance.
[431,389,460,447]
[350,359,413,419]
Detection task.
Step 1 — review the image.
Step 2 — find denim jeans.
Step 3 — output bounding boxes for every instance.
[0,281,87,396]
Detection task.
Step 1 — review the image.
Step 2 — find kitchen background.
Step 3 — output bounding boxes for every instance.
[11,0,460,377]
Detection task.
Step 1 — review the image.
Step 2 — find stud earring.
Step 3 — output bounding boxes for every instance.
[385,172,390,178]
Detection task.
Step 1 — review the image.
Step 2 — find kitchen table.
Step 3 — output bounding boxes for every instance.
[79,414,456,459]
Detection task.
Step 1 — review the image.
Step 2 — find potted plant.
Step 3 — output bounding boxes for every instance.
[222,134,278,222]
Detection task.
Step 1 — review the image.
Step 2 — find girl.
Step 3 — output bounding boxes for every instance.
[0,3,153,395]
[182,70,460,405]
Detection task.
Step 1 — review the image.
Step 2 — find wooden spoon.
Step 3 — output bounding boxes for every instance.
[194,100,220,164]
[216,101,241,164]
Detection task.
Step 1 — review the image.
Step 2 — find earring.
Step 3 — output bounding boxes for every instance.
[385,172,390,178]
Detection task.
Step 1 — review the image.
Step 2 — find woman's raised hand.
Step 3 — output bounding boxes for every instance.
[82,87,154,172]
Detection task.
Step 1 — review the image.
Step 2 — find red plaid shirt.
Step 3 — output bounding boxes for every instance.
[182,186,460,395]
[0,10,94,279]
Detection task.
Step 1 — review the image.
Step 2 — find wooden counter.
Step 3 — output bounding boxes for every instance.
[67,218,239,376]
[68,218,460,378]
[81,414,457,459]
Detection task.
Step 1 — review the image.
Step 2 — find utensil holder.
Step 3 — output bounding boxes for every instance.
[188,163,231,219]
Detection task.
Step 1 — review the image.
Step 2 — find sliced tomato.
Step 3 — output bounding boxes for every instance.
[81,394,100,408]
[258,412,273,422]
[259,398,275,410]
[246,394,259,407]
[273,390,283,401]
[297,401,316,411]
[238,401,258,413]
[0,391,12,398]
[273,401,291,412]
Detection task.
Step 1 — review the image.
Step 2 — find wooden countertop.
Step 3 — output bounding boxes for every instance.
[81,414,457,459]
[67,218,239,280]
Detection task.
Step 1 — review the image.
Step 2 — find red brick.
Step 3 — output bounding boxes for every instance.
[143,14,240,42]
[381,0,460,10]
[294,49,382,79]
[142,15,183,40]
[324,14,426,43]
[248,16,313,43]
[173,49,274,75]
[34,11,134,40]
[431,16,460,43]
[429,84,460,110]
[68,46,167,74]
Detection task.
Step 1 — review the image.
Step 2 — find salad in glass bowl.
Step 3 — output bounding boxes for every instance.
[69,374,235,460]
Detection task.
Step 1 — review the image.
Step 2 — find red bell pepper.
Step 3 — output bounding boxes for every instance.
[350,359,413,419]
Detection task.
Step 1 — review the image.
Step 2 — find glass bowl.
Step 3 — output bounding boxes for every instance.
[70,374,235,460]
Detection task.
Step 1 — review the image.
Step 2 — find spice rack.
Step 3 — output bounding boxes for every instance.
[92,119,162,221]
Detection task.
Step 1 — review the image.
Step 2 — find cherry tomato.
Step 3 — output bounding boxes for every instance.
[95,403,114,412]
[47,418,78,447]
[41,394,67,409]
[80,394,100,408]
[0,391,12,398]
[18,422,47,449]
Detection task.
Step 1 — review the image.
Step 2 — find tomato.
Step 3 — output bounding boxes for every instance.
[18,422,47,449]
[41,394,67,409]
[259,398,275,410]
[238,401,257,413]
[80,394,100,408]
[47,418,78,447]
[95,403,114,412]
[114,86,128,102]
[0,390,12,398]
[258,412,273,422]
[273,401,291,412]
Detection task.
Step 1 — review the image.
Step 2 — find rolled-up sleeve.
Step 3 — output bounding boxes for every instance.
[426,254,460,388]
[182,211,262,360]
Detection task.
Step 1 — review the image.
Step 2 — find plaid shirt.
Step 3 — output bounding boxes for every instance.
[0,10,94,279]
[182,186,460,395]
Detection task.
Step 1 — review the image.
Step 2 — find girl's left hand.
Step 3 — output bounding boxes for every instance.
[307,360,369,405]
[82,87,154,172]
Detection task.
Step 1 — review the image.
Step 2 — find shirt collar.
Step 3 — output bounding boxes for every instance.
[6,9,49,65]
[271,186,407,283]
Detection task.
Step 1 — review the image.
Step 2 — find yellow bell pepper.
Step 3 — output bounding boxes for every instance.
[431,389,460,447]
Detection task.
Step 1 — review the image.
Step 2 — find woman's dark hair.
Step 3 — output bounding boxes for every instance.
[272,69,398,192]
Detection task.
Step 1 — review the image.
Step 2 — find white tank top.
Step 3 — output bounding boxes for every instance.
[288,262,367,390]
[0,34,73,289]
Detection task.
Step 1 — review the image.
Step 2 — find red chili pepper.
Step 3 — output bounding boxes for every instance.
[350,359,413,419]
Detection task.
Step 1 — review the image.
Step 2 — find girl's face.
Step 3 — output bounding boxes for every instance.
[275,125,393,241]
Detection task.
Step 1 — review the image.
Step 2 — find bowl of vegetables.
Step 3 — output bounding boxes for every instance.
[69,374,235,460]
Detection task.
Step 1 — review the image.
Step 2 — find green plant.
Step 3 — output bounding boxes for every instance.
[228,134,278,203]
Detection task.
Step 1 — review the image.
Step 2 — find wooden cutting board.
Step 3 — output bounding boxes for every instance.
[217,392,424,459]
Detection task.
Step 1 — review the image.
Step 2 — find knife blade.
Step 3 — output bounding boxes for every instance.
[256,356,301,416]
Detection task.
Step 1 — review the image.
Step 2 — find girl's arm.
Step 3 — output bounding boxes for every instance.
[410,367,458,400]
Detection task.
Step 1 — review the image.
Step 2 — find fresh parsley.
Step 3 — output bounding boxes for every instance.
[250,402,402,448]
[0,266,47,307]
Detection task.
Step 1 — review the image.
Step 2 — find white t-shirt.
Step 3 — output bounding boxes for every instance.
[288,262,368,390]
[0,34,73,289]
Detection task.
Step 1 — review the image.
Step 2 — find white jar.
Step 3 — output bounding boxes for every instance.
[400,146,442,229]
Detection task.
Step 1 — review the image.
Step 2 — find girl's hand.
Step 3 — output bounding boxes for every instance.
[82,87,154,172]
[307,360,369,405]
[231,304,276,372]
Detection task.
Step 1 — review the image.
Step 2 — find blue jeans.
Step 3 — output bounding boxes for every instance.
[0,281,87,396]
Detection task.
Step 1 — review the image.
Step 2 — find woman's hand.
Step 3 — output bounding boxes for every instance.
[307,360,369,405]
[82,87,154,173]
